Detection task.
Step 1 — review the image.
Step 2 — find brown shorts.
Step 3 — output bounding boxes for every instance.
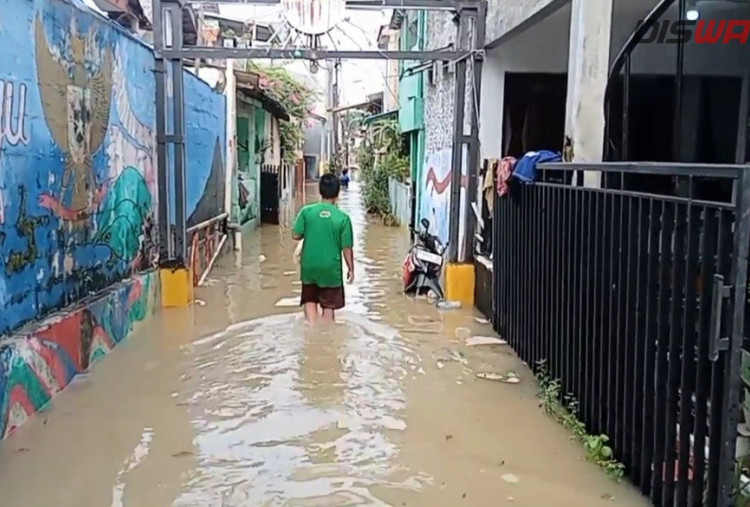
[300,284,345,310]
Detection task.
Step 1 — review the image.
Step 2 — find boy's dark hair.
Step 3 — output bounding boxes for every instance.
[342,168,349,174]
[319,173,341,199]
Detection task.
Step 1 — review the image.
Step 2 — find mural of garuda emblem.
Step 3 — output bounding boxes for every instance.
[34,15,113,228]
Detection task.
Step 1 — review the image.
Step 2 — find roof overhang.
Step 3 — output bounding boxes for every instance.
[235,69,291,121]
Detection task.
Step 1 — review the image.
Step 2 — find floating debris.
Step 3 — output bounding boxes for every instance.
[283,270,296,276]
[437,300,462,310]
[194,299,207,307]
[466,336,508,347]
[502,473,520,484]
[435,348,468,365]
[259,254,267,262]
[275,297,299,307]
[436,361,445,369]
[474,317,490,324]
[171,450,194,458]
[476,371,520,384]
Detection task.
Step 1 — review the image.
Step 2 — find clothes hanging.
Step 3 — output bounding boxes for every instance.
[483,159,496,214]
[496,157,517,196]
[512,150,562,184]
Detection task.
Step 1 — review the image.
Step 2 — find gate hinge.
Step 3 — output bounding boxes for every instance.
[709,274,733,362]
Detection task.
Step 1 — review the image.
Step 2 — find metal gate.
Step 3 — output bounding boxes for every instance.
[492,163,750,505]
[260,164,280,225]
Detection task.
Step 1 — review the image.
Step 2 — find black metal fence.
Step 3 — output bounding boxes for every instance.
[492,163,750,506]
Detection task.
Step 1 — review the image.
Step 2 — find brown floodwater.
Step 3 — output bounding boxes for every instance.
[0,183,649,506]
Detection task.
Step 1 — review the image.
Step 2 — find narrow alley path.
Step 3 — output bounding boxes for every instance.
[0,183,647,506]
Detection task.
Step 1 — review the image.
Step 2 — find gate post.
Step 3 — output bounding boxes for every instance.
[717,168,750,504]
[154,0,192,308]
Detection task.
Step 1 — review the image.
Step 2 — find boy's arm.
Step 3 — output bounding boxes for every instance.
[292,209,305,240]
[341,216,354,283]
[343,247,354,283]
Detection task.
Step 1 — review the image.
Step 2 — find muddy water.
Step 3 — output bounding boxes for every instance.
[0,183,648,506]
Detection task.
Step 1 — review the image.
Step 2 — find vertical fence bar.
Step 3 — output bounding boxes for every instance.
[652,201,675,502]
[556,186,565,385]
[620,196,637,464]
[676,202,701,504]
[631,197,648,483]
[599,191,613,435]
[662,202,687,505]
[532,185,542,368]
[564,183,574,395]
[571,188,586,402]
[641,198,661,494]
[691,207,718,504]
[706,210,732,503]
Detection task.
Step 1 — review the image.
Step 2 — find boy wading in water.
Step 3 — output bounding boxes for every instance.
[292,174,354,324]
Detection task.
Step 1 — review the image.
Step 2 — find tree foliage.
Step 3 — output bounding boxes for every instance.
[356,118,410,222]
[247,62,317,164]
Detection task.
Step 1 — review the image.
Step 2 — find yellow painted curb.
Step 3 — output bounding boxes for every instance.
[160,267,192,308]
[445,263,475,306]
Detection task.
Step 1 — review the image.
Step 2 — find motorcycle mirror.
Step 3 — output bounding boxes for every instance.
[421,218,430,230]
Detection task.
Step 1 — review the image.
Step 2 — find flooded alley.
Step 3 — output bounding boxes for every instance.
[0,183,647,506]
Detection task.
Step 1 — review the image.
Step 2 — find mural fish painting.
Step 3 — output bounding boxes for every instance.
[93,166,152,265]
[34,14,113,227]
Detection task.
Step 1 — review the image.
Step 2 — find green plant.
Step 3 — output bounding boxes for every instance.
[536,360,626,481]
[247,62,317,164]
[356,118,409,223]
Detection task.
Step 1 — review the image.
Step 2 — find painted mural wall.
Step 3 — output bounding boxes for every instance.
[419,147,468,258]
[183,74,226,229]
[0,0,226,336]
[0,270,159,439]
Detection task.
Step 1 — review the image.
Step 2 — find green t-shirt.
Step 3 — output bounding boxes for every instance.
[293,202,353,288]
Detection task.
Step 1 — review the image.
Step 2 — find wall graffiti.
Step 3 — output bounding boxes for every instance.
[0,0,225,336]
[182,73,227,229]
[0,270,158,439]
[419,147,468,258]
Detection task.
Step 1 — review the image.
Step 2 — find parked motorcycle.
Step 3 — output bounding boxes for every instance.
[403,218,448,301]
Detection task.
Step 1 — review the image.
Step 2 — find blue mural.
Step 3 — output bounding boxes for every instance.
[184,75,226,228]
[0,0,226,335]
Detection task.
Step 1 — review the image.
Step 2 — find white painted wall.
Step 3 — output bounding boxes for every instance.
[564,0,614,179]
[479,0,750,171]
[478,51,505,160]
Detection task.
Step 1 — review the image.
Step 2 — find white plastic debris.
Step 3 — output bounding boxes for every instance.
[437,300,462,310]
[502,473,520,484]
[474,317,490,324]
[466,336,508,347]
[194,299,207,307]
[259,254,267,262]
[274,297,299,307]
[476,372,520,384]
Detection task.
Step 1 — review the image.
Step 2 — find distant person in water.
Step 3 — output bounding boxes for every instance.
[292,173,354,324]
[339,168,350,189]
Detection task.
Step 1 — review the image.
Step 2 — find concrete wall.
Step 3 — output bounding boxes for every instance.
[485,0,563,46]
[421,11,476,258]
[0,270,159,439]
[0,0,224,335]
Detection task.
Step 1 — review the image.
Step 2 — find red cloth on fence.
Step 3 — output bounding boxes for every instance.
[496,156,517,196]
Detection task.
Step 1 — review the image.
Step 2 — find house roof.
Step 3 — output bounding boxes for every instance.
[234,69,290,121]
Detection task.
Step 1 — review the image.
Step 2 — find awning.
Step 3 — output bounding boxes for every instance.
[362,109,399,126]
